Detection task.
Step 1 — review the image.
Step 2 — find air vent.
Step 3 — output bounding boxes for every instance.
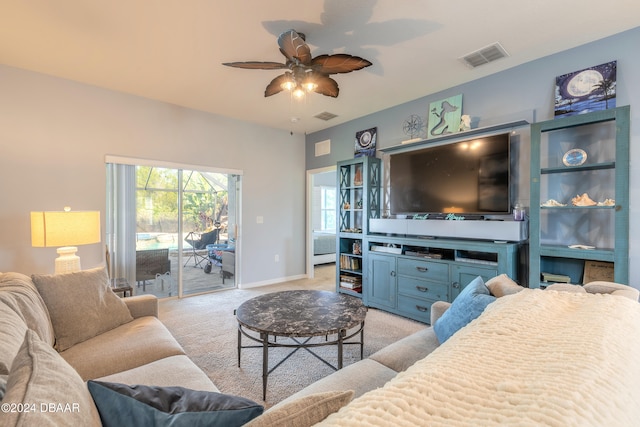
[459,42,509,68]
[314,111,338,121]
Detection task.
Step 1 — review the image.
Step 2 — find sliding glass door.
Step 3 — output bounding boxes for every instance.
[106,158,241,298]
[181,169,238,295]
[134,166,180,296]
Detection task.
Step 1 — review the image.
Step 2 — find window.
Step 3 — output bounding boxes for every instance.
[320,186,336,232]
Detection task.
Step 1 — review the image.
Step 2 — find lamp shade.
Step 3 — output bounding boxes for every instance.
[31,211,101,247]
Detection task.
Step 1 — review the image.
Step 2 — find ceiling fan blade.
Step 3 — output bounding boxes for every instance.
[264,74,289,97]
[311,54,372,74]
[312,75,339,98]
[277,29,311,65]
[222,61,287,70]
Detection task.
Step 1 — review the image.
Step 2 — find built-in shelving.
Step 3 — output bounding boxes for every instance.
[336,156,381,298]
[529,106,629,287]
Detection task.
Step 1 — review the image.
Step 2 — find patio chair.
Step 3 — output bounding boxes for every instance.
[136,248,171,291]
[184,229,218,268]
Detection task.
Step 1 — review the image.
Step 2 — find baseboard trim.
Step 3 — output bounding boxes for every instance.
[239,274,307,289]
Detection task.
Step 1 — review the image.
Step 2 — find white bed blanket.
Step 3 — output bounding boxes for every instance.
[319,288,640,426]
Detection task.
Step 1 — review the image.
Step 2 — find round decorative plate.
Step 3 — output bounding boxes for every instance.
[358,131,373,148]
[562,148,587,166]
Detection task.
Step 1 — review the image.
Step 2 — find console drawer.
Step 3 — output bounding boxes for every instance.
[397,258,448,281]
[398,277,449,301]
[397,294,433,324]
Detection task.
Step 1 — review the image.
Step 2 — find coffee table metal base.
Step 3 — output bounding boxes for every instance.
[237,322,364,400]
[235,290,367,400]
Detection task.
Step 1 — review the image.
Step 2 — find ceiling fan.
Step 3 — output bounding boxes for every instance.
[223,29,372,98]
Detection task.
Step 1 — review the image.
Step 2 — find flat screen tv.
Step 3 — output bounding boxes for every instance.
[390,133,510,216]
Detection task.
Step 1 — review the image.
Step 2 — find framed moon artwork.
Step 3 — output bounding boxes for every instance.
[354,127,377,158]
[554,61,617,118]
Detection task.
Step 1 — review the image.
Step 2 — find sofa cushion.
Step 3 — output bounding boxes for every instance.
[0,272,56,375]
[0,304,30,376]
[434,276,496,343]
[546,283,587,293]
[0,330,101,426]
[97,355,219,393]
[246,391,353,427]
[32,266,133,352]
[0,374,7,399]
[87,380,263,427]
[61,316,185,380]
[485,273,524,297]
[584,281,640,301]
[369,327,439,372]
[0,272,55,345]
[272,359,395,410]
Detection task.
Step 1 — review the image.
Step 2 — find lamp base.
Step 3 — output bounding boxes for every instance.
[55,246,81,274]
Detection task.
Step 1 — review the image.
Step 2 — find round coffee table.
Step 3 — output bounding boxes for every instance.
[235,290,367,400]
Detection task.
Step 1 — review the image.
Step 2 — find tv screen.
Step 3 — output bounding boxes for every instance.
[390,133,510,215]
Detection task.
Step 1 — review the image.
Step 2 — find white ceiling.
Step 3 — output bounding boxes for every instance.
[1,1,639,135]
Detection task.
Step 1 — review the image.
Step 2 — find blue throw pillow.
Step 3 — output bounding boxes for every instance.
[433,276,496,343]
[87,381,263,427]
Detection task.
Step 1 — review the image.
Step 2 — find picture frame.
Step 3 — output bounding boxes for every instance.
[354,127,377,157]
[428,94,462,138]
[554,61,617,118]
[583,260,614,284]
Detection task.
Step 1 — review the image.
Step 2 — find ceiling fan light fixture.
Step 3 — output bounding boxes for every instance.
[292,86,306,99]
[302,79,317,92]
[280,73,296,91]
[224,29,372,99]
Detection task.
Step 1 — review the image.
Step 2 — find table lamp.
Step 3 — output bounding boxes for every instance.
[31,207,101,274]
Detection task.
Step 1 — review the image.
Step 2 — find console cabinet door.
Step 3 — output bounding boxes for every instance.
[367,253,396,310]
[450,264,497,299]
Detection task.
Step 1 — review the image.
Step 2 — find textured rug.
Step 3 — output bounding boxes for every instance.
[159,265,424,408]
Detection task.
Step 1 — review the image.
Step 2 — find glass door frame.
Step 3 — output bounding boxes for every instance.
[106,155,242,298]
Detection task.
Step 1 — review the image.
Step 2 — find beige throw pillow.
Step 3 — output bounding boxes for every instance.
[0,330,101,426]
[486,273,524,298]
[32,266,133,352]
[245,391,354,427]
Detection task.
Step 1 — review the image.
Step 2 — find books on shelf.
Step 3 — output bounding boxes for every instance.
[405,250,442,259]
[339,275,362,292]
[541,272,571,283]
[340,254,361,271]
[454,250,498,266]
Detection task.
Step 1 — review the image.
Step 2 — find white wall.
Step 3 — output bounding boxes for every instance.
[0,65,306,285]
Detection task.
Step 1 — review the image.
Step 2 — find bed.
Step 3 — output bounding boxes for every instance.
[313,232,336,265]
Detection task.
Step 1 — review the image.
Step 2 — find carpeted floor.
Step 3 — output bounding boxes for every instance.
[159,264,425,408]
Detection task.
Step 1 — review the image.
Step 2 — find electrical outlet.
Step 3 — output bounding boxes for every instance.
[274,254,279,262]
[256,216,263,224]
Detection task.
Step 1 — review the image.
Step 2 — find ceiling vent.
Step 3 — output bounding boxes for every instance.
[459,42,509,68]
[314,111,338,121]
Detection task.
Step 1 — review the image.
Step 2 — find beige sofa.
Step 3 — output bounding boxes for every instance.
[0,268,218,426]
[247,277,640,426]
[2,266,638,426]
